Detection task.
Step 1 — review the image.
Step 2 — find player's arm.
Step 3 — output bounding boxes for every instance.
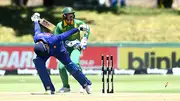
[78,20,91,39]
[48,28,79,45]
[31,13,41,35]
[52,25,89,43]
[83,24,90,40]
[57,28,79,41]
[77,20,91,50]
[34,21,41,35]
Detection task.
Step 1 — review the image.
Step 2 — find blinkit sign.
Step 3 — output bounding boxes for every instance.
[128,52,180,69]
[119,47,180,72]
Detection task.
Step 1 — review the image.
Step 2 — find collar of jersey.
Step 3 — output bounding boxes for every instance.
[64,20,74,26]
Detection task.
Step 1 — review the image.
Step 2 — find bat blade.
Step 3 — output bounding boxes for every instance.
[39,18,56,31]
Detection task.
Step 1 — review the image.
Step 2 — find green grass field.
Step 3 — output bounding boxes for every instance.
[1,75,180,101]
[0,75,180,93]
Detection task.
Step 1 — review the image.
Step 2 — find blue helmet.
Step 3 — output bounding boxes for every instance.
[34,42,49,57]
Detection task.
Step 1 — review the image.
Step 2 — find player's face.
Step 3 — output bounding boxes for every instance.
[65,13,74,24]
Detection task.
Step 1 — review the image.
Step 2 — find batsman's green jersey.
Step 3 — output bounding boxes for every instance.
[54,19,90,88]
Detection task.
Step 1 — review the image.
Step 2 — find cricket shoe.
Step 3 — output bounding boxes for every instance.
[85,85,92,94]
[80,86,84,93]
[57,87,71,93]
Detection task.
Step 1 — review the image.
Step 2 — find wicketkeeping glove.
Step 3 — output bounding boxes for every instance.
[80,37,88,50]
[31,13,40,22]
[65,39,81,50]
[78,24,89,32]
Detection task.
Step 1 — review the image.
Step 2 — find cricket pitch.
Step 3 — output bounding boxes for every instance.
[0,92,180,101]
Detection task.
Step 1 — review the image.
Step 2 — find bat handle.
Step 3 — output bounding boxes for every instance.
[38,18,42,22]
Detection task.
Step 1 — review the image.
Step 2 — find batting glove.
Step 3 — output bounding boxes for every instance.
[78,24,89,32]
[31,13,40,22]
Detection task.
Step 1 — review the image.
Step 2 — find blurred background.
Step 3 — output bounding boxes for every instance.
[0,0,180,42]
[1,0,180,94]
[1,0,180,42]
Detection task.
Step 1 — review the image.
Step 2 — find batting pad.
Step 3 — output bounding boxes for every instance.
[33,57,55,92]
[65,62,92,88]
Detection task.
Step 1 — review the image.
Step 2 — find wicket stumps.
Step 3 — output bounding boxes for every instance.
[101,54,114,93]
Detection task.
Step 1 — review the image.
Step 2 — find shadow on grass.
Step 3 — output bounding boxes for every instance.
[0,6,180,37]
[0,6,60,36]
[0,6,95,37]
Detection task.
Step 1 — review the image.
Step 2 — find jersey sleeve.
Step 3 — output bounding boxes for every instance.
[56,28,79,41]
[34,21,41,36]
[54,22,63,35]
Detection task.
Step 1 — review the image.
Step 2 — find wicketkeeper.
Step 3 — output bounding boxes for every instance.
[54,7,91,93]
[31,13,92,94]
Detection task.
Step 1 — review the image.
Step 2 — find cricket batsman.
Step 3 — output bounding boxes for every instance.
[31,13,92,94]
[54,7,91,93]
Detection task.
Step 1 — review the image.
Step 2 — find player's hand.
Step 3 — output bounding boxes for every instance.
[65,39,82,50]
[78,24,89,32]
[31,13,40,22]
[80,37,88,50]
[73,42,81,50]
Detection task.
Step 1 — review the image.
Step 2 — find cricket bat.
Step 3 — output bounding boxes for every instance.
[38,18,87,38]
[39,18,56,31]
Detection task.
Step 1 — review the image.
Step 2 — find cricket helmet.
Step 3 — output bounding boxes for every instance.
[34,42,49,57]
[62,7,75,20]
[62,7,75,14]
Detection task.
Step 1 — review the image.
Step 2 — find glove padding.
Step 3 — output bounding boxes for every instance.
[65,39,81,50]
[80,37,88,50]
[78,24,89,32]
[31,13,40,22]
[65,37,88,50]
